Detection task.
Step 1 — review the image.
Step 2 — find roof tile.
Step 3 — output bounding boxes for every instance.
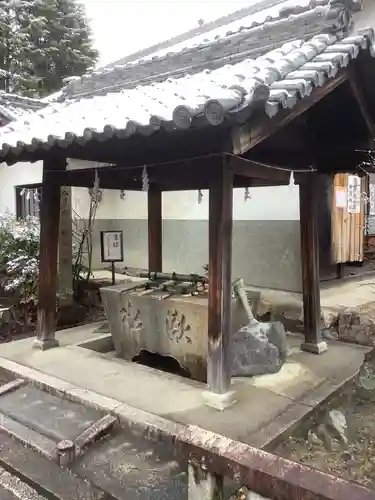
[0,27,373,160]
[61,0,354,99]
[0,93,44,123]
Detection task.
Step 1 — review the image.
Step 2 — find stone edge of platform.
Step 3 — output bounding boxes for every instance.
[0,428,107,500]
[0,354,367,451]
[256,361,364,451]
[0,356,184,445]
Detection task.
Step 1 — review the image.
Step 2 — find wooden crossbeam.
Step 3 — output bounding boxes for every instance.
[348,68,375,138]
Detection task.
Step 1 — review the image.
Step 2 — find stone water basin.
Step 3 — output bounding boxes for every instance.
[100,281,249,382]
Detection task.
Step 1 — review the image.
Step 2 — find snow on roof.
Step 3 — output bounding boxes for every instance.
[40,90,64,104]
[60,0,362,100]
[0,28,373,161]
[125,0,331,65]
[0,92,45,123]
[98,0,296,71]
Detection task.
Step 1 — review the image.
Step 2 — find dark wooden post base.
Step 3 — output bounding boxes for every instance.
[34,159,64,350]
[299,173,327,355]
[203,156,236,410]
[33,337,59,351]
[148,185,162,272]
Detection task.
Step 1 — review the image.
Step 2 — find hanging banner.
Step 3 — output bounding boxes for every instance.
[370,183,375,216]
[347,175,361,214]
[335,188,347,209]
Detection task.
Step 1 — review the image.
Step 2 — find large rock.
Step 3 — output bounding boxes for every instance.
[231,320,288,377]
[338,308,375,346]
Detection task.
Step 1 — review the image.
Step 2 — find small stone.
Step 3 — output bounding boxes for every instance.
[230,486,270,500]
[341,451,353,461]
[315,424,334,451]
[321,309,340,329]
[326,409,349,446]
[321,328,338,341]
[307,430,322,446]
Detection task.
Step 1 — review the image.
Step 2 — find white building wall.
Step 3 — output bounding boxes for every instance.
[0,161,43,214]
[69,158,301,291]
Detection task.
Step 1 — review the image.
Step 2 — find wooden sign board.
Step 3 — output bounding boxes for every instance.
[100,230,124,263]
[347,175,361,214]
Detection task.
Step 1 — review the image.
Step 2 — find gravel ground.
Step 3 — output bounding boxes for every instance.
[274,396,375,489]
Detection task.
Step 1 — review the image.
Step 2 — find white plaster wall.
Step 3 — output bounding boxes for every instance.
[72,185,300,222]
[0,161,43,214]
[0,159,298,222]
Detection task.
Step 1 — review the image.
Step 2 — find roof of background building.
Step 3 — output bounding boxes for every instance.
[0,0,368,161]
[0,93,46,125]
[99,0,293,70]
[60,0,363,100]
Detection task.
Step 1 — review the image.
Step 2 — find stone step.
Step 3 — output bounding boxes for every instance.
[0,431,109,500]
[0,379,190,499]
[0,373,246,500]
[0,384,105,443]
[0,466,46,500]
[0,412,57,461]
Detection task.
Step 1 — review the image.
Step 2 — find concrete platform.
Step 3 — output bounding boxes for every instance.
[0,323,371,449]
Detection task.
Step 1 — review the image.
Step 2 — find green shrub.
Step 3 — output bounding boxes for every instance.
[0,214,40,323]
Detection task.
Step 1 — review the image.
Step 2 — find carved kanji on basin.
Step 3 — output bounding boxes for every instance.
[165,309,191,343]
[120,301,143,334]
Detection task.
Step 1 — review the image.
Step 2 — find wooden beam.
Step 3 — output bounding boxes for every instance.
[229,155,299,183]
[46,168,142,190]
[47,158,217,191]
[45,126,226,167]
[148,185,162,272]
[205,155,234,408]
[34,158,66,350]
[299,173,327,354]
[232,70,348,155]
[348,68,375,138]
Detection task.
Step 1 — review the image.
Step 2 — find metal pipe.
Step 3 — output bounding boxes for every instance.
[137,271,208,283]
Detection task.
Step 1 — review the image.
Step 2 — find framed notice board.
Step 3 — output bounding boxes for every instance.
[100,231,124,285]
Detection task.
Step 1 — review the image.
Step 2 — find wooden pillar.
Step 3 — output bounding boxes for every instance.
[33,158,65,350]
[299,173,327,354]
[203,156,235,410]
[148,185,162,272]
[58,186,73,306]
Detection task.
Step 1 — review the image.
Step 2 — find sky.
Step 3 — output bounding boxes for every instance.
[82,0,253,66]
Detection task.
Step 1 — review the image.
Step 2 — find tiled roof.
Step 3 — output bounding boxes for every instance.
[0,93,44,124]
[0,27,373,160]
[124,0,333,65]
[62,0,361,99]
[100,0,289,70]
